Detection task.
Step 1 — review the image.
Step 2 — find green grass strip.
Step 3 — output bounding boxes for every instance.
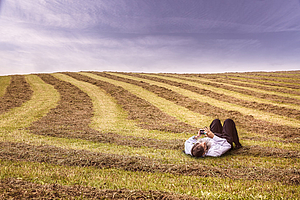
[0,75,59,131]
[0,76,11,97]
[81,72,213,128]
[53,73,190,141]
[167,74,300,108]
[1,159,299,199]
[126,73,300,128]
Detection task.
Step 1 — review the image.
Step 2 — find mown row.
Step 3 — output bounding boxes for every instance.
[0,71,300,199]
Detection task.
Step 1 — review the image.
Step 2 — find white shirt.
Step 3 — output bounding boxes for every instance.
[184,135,231,157]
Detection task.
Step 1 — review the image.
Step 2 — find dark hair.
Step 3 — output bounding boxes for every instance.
[191,143,204,157]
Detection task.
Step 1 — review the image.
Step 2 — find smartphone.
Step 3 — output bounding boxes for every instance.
[199,129,205,135]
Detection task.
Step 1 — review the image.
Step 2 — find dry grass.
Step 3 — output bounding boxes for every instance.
[0,71,300,199]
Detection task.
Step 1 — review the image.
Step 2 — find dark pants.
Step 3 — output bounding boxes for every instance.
[209,119,242,149]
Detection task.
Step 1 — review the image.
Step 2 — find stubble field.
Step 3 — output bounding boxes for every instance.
[0,70,300,199]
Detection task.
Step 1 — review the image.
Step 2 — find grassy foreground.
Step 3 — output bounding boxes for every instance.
[0,71,300,199]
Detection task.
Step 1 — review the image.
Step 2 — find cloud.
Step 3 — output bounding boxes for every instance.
[1,0,300,75]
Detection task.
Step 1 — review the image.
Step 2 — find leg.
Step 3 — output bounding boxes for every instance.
[209,119,223,134]
[222,119,242,148]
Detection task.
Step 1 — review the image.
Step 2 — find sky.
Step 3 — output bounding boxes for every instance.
[0,0,300,75]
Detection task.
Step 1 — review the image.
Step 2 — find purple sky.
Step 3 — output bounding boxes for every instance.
[0,0,300,75]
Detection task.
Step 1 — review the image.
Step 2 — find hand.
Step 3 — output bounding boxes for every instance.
[204,127,214,139]
[195,129,202,139]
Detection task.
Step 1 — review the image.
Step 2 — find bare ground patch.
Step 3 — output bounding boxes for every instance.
[28,74,185,150]
[1,142,300,185]
[0,75,33,115]
[0,178,198,200]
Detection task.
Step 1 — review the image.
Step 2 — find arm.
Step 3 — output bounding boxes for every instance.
[204,127,231,157]
[206,135,231,157]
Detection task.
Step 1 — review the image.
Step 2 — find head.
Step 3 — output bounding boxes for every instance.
[191,142,207,157]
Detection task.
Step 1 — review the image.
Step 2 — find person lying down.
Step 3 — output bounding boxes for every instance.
[184,119,242,157]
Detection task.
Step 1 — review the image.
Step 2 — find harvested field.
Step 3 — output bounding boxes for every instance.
[100,72,300,141]
[28,74,184,150]
[1,71,300,199]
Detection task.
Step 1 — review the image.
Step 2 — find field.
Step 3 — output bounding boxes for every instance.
[0,70,300,199]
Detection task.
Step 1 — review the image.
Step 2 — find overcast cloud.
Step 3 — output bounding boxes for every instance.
[0,0,300,75]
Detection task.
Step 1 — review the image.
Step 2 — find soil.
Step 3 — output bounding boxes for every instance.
[0,75,33,114]
[28,74,185,151]
[97,72,300,141]
[0,178,198,200]
[1,142,300,185]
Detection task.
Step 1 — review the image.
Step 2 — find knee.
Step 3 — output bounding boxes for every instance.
[224,118,235,125]
[212,119,221,123]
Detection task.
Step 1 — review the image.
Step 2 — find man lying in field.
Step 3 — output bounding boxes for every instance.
[184,119,242,157]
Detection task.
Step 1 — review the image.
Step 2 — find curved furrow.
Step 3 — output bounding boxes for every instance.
[219,74,300,90]
[28,73,185,151]
[86,72,214,127]
[130,73,300,127]
[166,74,300,105]
[135,73,300,120]
[227,73,300,85]
[64,72,197,134]
[0,75,33,115]
[53,73,189,142]
[98,72,300,140]
[187,73,300,96]
[0,75,59,132]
